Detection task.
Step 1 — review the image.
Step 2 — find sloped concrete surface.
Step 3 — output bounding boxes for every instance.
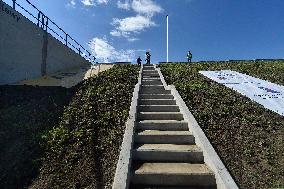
[15,64,113,88]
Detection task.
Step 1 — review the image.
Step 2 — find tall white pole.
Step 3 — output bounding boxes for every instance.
[166,15,169,62]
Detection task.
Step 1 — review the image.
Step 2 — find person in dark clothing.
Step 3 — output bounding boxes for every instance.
[187,51,192,63]
[145,52,151,64]
[137,56,142,66]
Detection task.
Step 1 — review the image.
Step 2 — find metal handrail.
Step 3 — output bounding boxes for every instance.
[8,0,96,64]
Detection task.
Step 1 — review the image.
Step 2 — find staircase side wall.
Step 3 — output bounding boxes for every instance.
[0,1,90,85]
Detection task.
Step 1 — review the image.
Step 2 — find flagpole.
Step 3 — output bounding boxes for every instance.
[166,15,169,63]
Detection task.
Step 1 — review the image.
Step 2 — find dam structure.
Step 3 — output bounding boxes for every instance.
[0,0,95,85]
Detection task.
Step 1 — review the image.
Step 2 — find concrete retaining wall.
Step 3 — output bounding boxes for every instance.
[0,1,91,85]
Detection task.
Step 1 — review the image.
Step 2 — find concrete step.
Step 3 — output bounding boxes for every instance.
[141,85,164,89]
[138,105,179,112]
[143,66,155,68]
[140,90,171,95]
[142,75,160,79]
[143,71,159,73]
[140,90,169,94]
[138,112,184,121]
[140,94,174,100]
[142,78,161,81]
[130,185,217,189]
[143,73,160,77]
[142,73,159,76]
[142,80,163,85]
[135,130,194,144]
[137,120,188,131]
[142,71,158,74]
[142,77,161,80]
[142,69,155,72]
[133,144,203,163]
[141,86,166,94]
[139,99,176,105]
[132,163,216,186]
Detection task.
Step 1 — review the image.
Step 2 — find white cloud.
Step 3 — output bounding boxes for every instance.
[110,30,122,37]
[112,15,155,32]
[127,37,139,42]
[117,0,131,10]
[132,0,163,17]
[81,0,95,6]
[88,37,136,62]
[81,0,109,6]
[112,0,163,41]
[111,15,156,40]
[110,30,132,38]
[67,0,76,8]
[96,0,109,4]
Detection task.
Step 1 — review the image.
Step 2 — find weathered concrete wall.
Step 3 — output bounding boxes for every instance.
[0,1,90,85]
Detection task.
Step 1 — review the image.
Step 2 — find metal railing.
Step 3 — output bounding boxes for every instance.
[7,0,96,64]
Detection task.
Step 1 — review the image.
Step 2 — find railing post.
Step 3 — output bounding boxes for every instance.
[12,0,16,9]
[41,14,45,29]
[37,11,41,27]
[65,34,68,46]
[45,17,49,32]
[78,48,81,55]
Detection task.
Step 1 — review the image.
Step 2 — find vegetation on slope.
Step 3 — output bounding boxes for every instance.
[0,64,139,189]
[31,64,139,188]
[0,85,73,188]
[160,61,284,189]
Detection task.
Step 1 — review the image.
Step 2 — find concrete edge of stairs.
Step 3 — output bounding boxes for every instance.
[112,65,143,189]
[156,66,239,189]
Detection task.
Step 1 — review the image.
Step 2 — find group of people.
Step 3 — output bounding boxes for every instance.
[136,51,151,66]
[136,50,193,65]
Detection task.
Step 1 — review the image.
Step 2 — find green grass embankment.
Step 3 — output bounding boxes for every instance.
[31,64,139,188]
[160,61,284,189]
[0,85,73,188]
[0,64,139,189]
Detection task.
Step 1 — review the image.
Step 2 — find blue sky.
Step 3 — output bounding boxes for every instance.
[5,0,284,63]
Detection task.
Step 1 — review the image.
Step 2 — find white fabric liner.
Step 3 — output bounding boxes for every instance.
[199,70,284,116]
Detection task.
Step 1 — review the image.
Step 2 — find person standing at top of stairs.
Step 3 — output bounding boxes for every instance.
[145,52,151,64]
[137,56,142,66]
[187,50,193,63]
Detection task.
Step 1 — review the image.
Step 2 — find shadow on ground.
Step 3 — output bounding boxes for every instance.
[0,85,74,188]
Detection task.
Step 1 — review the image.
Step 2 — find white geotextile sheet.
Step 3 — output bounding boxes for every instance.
[199,70,284,116]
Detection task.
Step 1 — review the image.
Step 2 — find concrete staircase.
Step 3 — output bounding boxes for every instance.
[129,65,217,188]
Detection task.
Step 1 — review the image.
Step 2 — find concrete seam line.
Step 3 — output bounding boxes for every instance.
[112,65,143,189]
[41,32,48,76]
[168,85,239,189]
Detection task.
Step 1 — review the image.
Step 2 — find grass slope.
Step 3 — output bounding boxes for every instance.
[0,85,73,188]
[0,64,139,189]
[30,64,139,188]
[160,61,284,189]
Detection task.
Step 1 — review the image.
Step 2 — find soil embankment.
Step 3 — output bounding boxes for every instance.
[160,61,284,189]
[0,64,139,189]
